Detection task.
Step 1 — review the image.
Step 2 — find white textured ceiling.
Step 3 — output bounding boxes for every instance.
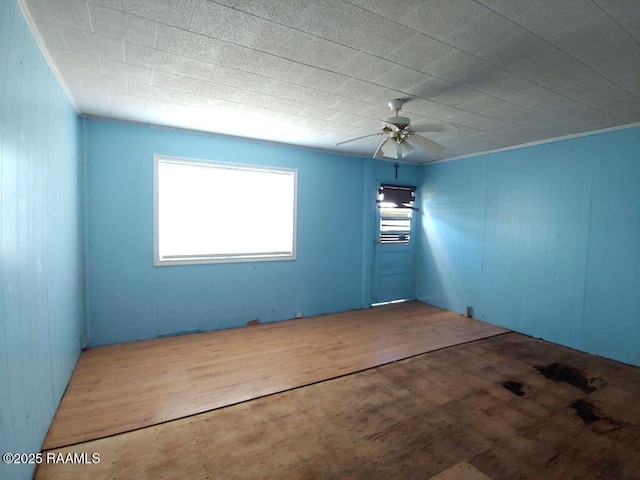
[20,0,640,163]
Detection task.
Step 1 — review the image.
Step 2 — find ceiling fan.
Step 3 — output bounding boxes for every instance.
[335,99,457,160]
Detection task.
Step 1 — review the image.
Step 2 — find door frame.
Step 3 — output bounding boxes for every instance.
[370,180,419,305]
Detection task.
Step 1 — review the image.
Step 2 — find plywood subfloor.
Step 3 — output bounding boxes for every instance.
[44,302,508,449]
[37,332,640,480]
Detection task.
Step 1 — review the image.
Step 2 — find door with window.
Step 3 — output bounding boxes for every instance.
[371,184,417,304]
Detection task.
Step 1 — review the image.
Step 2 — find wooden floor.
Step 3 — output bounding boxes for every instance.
[429,462,494,480]
[43,302,507,449]
[37,328,640,479]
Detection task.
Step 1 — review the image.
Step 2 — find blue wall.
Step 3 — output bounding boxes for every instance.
[83,119,404,346]
[417,126,640,366]
[0,1,83,479]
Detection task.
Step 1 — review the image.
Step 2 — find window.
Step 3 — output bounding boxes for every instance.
[377,184,416,244]
[154,155,297,265]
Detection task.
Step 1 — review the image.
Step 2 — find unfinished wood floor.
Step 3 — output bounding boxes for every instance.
[37,331,640,479]
[44,302,507,449]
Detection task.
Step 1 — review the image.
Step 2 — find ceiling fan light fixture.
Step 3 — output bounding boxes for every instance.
[381,139,398,159]
[400,140,415,157]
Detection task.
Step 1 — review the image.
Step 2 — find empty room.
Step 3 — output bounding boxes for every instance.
[1,0,639,479]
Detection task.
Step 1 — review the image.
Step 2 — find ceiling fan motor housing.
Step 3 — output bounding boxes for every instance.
[383,116,411,131]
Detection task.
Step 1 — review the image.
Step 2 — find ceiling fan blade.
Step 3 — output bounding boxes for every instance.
[410,123,458,133]
[409,133,446,154]
[373,138,388,159]
[334,132,383,146]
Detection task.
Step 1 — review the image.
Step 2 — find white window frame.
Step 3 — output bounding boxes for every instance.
[153,155,297,266]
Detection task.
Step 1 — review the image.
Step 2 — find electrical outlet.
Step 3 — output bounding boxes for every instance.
[295,312,302,318]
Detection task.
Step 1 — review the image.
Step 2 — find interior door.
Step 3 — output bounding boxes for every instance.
[371,184,417,304]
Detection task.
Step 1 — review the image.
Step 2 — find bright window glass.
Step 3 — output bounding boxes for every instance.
[377,185,415,244]
[154,156,297,265]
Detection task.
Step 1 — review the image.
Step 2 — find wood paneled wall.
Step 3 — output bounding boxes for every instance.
[0,2,82,479]
[418,126,640,366]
